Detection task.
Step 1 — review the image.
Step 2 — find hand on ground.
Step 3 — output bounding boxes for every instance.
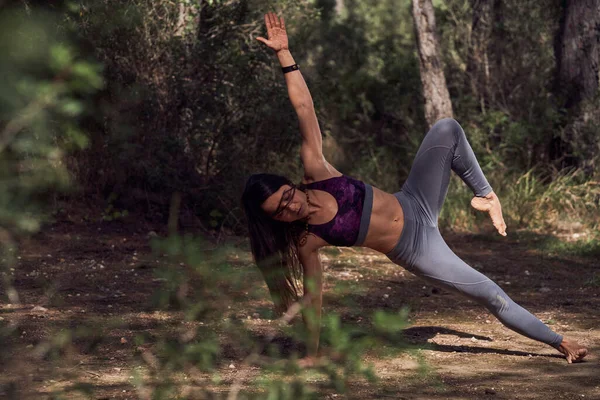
[558,339,588,364]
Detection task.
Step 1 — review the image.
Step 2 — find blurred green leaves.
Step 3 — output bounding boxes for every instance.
[140,232,412,398]
[0,3,103,327]
[49,43,75,72]
[0,5,103,237]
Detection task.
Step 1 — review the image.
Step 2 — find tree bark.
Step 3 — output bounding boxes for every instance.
[551,0,600,171]
[467,0,494,112]
[554,0,600,108]
[411,0,453,128]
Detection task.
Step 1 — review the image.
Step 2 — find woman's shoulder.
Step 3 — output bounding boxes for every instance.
[301,159,343,185]
[301,163,343,185]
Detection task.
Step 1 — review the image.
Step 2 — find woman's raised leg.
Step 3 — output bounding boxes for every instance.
[394,118,587,362]
[403,118,505,234]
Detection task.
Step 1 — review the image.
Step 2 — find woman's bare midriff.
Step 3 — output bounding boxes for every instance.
[360,186,404,254]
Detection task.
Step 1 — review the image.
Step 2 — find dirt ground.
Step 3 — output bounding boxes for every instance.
[0,216,598,399]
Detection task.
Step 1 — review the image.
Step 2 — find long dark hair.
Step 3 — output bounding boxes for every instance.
[241,173,304,315]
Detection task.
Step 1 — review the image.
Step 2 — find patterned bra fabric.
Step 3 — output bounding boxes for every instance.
[306,175,366,247]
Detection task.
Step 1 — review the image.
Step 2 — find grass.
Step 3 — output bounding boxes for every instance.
[538,236,600,258]
[440,167,600,234]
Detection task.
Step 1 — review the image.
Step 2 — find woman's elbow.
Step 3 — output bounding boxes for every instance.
[294,99,314,111]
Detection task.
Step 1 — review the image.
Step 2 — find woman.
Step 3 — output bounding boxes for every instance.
[242,12,587,365]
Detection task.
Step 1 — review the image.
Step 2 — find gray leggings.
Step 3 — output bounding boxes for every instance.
[386,118,562,349]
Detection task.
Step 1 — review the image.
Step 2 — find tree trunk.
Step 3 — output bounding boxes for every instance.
[467,0,494,112]
[411,0,453,128]
[552,0,600,171]
[490,0,505,104]
[554,0,600,108]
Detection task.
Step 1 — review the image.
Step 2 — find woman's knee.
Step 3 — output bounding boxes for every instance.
[476,282,512,314]
[455,279,511,313]
[429,118,464,143]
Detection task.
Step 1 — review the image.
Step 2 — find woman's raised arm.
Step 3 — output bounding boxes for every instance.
[257,12,333,181]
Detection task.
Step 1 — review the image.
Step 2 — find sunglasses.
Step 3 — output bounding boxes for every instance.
[271,185,297,217]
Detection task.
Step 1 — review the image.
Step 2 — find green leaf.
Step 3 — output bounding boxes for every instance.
[59,99,84,116]
[65,1,80,13]
[373,309,408,334]
[71,62,104,92]
[49,43,74,72]
[64,124,89,150]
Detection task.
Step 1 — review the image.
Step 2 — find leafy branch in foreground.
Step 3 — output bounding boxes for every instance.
[129,233,414,399]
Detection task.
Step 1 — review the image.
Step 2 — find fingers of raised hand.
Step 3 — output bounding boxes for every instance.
[264,13,272,30]
[265,12,283,29]
[268,12,275,29]
[272,12,282,28]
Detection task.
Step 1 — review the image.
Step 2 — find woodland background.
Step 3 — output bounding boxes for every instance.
[3,0,600,237]
[1,0,599,398]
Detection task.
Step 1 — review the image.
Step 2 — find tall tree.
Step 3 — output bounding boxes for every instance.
[411,0,453,127]
[466,0,494,112]
[553,0,600,170]
[554,0,600,108]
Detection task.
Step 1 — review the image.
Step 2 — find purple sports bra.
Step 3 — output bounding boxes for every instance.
[306,175,373,247]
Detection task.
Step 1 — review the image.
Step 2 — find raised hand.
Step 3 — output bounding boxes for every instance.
[256,12,288,53]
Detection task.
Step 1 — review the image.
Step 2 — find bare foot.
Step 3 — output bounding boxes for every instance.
[471,191,507,236]
[558,339,588,364]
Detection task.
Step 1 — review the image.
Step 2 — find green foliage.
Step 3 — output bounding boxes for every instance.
[63,0,323,223]
[39,0,596,235]
[440,167,600,232]
[307,0,424,191]
[130,233,412,398]
[0,3,103,391]
[0,6,102,236]
[0,4,102,312]
[539,236,600,259]
[101,192,129,221]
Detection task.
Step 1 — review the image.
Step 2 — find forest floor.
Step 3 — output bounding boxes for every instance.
[0,214,599,400]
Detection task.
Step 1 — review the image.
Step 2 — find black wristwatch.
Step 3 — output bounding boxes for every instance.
[282,64,300,74]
